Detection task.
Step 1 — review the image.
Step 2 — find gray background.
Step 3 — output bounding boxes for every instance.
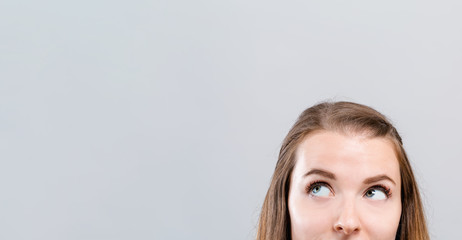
[1,0,461,239]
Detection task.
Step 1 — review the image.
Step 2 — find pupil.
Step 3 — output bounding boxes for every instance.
[313,186,320,193]
[367,190,374,197]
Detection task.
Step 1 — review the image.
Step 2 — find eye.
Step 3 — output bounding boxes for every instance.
[364,186,390,200]
[308,182,332,197]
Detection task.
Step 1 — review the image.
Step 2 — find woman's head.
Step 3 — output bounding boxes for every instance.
[257,101,428,240]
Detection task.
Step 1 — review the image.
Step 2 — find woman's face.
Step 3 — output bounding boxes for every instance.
[288,131,402,240]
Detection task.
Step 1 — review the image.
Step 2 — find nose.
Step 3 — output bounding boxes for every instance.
[333,199,361,235]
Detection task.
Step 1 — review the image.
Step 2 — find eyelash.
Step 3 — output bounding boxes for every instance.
[305,180,333,194]
[305,181,392,198]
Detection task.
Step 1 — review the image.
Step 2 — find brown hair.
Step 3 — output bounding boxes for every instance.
[256,101,429,240]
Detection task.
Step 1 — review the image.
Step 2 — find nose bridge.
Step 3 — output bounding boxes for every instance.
[341,194,357,217]
[334,194,361,234]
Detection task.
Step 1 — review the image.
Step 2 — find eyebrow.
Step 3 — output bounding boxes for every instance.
[363,174,396,185]
[303,168,336,180]
[303,168,396,185]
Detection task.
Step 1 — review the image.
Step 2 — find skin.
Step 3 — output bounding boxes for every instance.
[288,131,402,240]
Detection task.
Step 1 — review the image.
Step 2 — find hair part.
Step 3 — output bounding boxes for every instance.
[256,101,429,240]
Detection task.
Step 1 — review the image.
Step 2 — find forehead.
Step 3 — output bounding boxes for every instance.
[294,131,400,180]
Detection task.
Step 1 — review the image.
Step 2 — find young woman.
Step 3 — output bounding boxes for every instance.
[257,101,429,240]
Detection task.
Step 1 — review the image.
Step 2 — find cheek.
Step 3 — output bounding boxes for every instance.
[288,197,334,239]
[361,199,402,238]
